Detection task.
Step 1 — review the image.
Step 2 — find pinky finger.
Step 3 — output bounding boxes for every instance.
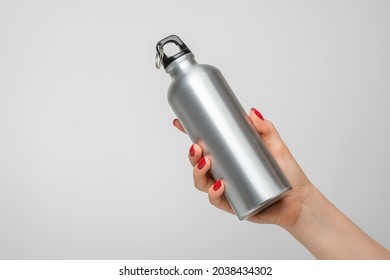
[208,180,235,215]
[173,119,186,134]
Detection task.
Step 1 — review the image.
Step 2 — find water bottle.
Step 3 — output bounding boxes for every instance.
[155,35,292,220]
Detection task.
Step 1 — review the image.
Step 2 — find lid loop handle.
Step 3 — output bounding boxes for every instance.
[155,35,191,69]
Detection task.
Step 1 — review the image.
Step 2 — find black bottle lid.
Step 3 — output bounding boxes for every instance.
[155,35,192,69]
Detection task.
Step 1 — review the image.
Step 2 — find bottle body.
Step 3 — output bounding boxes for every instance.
[167,53,292,220]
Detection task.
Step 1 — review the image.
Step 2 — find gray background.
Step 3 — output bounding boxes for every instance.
[0,0,389,259]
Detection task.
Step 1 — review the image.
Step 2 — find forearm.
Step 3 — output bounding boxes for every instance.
[286,185,390,259]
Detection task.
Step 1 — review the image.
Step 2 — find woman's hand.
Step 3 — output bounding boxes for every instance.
[173,107,390,259]
[173,108,314,229]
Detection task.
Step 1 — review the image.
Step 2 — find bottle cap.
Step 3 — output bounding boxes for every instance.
[155,35,192,69]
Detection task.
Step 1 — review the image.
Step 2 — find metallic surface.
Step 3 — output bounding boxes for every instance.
[165,53,292,220]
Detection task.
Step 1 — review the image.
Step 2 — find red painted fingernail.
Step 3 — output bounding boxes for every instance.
[251,108,264,120]
[213,180,222,191]
[189,145,195,157]
[197,157,206,170]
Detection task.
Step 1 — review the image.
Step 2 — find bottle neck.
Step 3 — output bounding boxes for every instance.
[165,53,197,78]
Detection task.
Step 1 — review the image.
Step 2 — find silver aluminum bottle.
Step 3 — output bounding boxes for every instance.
[156,35,292,220]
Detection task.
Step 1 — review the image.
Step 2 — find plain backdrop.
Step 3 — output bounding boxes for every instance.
[0,0,389,259]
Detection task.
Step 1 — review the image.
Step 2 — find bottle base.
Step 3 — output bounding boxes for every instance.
[237,187,292,221]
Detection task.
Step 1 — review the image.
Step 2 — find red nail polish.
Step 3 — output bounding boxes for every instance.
[189,145,195,157]
[197,157,206,170]
[213,180,222,191]
[251,108,264,120]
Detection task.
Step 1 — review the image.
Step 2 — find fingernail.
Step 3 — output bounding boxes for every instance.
[213,180,222,191]
[189,145,195,157]
[172,119,178,126]
[197,157,206,170]
[251,108,264,120]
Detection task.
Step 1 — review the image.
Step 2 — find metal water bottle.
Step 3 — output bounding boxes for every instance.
[155,35,292,220]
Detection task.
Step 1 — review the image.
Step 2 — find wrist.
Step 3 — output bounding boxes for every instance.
[284,185,340,258]
[284,185,390,259]
[283,183,319,232]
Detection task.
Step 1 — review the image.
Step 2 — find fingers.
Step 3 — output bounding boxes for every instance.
[173,118,186,134]
[188,144,202,166]
[192,153,215,193]
[187,143,216,192]
[208,180,234,214]
[184,142,235,216]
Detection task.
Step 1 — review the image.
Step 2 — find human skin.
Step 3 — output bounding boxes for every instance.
[173,108,390,260]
